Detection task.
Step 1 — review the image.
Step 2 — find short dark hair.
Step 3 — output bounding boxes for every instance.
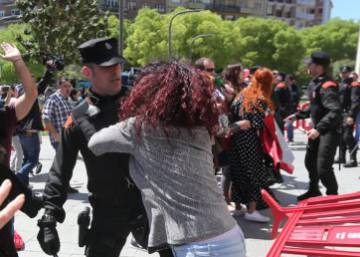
[57,77,71,86]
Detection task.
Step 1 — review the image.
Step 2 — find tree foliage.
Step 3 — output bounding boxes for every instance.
[16,0,110,65]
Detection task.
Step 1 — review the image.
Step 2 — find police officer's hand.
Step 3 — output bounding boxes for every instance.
[37,213,60,255]
[346,117,354,125]
[307,128,320,140]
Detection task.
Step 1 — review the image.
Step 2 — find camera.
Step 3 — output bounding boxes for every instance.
[42,54,65,71]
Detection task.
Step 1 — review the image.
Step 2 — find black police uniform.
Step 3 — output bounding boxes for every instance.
[296,52,341,201]
[273,80,291,133]
[38,38,173,257]
[41,91,148,257]
[337,66,360,166]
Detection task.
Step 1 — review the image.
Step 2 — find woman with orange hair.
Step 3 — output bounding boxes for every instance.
[228,68,274,223]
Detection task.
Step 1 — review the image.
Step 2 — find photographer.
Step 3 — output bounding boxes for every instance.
[15,54,63,186]
[0,42,38,257]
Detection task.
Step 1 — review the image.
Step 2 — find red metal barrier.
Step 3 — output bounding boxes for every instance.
[262,190,360,257]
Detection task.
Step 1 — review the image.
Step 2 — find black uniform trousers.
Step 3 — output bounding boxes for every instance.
[305,130,339,195]
[339,123,357,160]
[84,205,174,257]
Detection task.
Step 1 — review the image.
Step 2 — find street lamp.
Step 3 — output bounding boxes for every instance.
[168,9,201,60]
[118,0,124,56]
[356,27,360,76]
[189,33,214,61]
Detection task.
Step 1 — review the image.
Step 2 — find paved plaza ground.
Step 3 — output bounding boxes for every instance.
[14,130,360,257]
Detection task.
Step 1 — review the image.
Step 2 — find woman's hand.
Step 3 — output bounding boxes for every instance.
[0,180,25,229]
[238,120,251,130]
[0,43,22,63]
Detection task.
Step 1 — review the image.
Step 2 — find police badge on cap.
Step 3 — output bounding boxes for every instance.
[78,38,126,66]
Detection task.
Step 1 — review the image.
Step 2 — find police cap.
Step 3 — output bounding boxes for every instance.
[340,66,352,73]
[78,38,126,66]
[309,51,331,67]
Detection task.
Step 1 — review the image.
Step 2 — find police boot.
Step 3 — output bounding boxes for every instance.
[297,188,322,202]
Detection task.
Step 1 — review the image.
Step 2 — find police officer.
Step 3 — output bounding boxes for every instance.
[290,52,341,201]
[36,38,173,257]
[335,66,360,167]
[273,72,291,133]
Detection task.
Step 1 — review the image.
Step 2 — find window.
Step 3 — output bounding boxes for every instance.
[11,9,20,16]
[0,10,4,17]
[128,1,137,10]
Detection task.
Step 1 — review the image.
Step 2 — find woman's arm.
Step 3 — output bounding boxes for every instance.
[0,43,37,121]
[88,118,137,156]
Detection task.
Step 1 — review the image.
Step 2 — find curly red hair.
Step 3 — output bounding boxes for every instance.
[241,67,274,113]
[120,61,219,135]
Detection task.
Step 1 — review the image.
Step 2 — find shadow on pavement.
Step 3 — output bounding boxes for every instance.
[67,192,89,202]
[273,173,309,192]
[29,173,49,183]
[234,208,273,240]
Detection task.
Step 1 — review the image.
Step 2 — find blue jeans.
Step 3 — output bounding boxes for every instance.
[17,133,40,186]
[171,226,246,257]
[286,120,294,141]
[355,112,360,143]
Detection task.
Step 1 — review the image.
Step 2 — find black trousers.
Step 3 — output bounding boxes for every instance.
[305,130,339,195]
[85,208,174,257]
[339,123,357,160]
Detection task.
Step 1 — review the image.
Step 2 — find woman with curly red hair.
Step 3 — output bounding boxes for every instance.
[227,67,274,223]
[88,61,246,257]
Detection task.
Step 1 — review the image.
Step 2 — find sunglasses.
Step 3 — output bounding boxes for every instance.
[205,68,215,73]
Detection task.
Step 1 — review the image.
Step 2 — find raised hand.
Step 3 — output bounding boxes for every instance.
[0,43,22,63]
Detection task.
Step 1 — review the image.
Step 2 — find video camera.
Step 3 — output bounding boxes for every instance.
[42,54,65,71]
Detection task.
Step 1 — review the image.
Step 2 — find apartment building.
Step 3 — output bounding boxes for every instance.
[0,0,21,28]
[267,0,333,28]
[100,0,268,21]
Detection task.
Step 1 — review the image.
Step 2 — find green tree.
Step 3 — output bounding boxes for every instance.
[0,23,43,83]
[300,19,360,62]
[230,17,305,73]
[124,8,167,65]
[16,0,110,65]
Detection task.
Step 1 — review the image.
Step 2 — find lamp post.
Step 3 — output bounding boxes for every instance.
[118,0,124,56]
[189,33,214,61]
[356,27,360,76]
[168,9,201,60]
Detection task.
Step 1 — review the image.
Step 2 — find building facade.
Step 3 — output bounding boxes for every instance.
[0,0,21,28]
[266,0,332,28]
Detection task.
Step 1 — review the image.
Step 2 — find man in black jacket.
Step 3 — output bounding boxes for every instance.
[37,38,173,257]
[336,66,360,167]
[290,52,342,201]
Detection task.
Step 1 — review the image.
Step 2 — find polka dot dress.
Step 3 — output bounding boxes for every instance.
[229,97,273,209]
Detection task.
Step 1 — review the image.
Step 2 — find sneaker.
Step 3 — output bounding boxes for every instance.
[297,190,322,201]
[34,162,42,174]
[244,211,270,223]
[14,230,25,251]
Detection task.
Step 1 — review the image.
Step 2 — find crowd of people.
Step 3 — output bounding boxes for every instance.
[0,37,359,257]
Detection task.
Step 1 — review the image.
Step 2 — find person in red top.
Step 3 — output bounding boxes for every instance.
[0,42,38,257]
